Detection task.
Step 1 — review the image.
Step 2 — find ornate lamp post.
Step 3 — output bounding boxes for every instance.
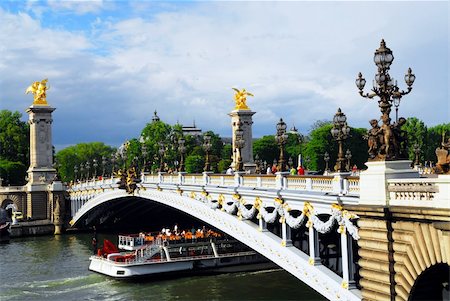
[203,134,212,172]
[74,165,79,182]
[93,159,98,179]
[80,163,84,181]
[356,39,415,160]
[414,144,421,166]
[275,118,288,172]
[111,154,116,176]
[331,108,350,172]
[234,122,245,172]
[122,151,128,170]
[85,161,91,180]
[101,156,107,177]
[324,152,330,172]
[158,142,165,172]
[178,137,186,172]
[345,149,352,172]
[141,144,148,172]
[254,154,261,174]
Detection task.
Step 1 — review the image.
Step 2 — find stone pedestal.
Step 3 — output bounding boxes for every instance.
[359,160,419,206]
[229,109,256,173]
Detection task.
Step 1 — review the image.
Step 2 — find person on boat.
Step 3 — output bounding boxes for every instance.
[92,226,98,255]
[92,237,97,255]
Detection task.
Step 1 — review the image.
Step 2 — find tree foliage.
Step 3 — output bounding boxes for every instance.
[0,159,27,186]
[0,110,29,184]
[185,155,204,173]
[55,142,115,182]
[303,124,367,172]
[253,135,278,165]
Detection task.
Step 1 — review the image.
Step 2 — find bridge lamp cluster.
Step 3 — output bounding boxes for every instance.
[331,108,350,173]
[275,118,288,172]
[178,137,186,172]
[356,39,415,123]
[203,134,212,172]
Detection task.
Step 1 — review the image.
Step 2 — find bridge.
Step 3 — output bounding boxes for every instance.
[67,169,450,301]
[2,40,450,300]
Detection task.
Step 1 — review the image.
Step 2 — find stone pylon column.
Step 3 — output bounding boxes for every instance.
[25,104,57,220]
[26,105,56,184]
[229,109,256,173]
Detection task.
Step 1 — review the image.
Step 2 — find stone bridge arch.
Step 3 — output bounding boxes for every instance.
[392,221,450,301]
[71,188,360,301]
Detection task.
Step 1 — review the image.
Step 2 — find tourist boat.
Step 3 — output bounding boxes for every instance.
[89,229,274,278]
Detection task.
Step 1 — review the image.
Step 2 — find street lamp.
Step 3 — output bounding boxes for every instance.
[254,154,261,174]
[414,144,421,166]
[111,154,116,176]
[356,39,415,160]
[324,152,330,173]
[141,144,148,172]
[178,137,186,172]
[80,163,84,181]
[101,156,107,177]
[234,121,245,172]
[275,118,288,172]
[345,149,352,172]
[158,142,165,172]
[203,134,212,172]
[85,161,91,180]
[93,159,98,179]
[331,108,351,172]
[74,165,78,182]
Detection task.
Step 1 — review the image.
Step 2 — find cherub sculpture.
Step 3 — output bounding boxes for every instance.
[232,88,253,110]
[26,79,50,105]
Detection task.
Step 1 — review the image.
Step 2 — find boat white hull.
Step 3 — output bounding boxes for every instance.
[89,254,275,279]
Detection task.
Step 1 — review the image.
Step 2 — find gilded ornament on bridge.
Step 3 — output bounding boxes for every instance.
[117,167,141,194]
[26,79,50,105]
[232,88,253,110]
[435,132,450,174]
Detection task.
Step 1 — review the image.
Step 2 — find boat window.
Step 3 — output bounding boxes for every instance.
[117,270,125,275]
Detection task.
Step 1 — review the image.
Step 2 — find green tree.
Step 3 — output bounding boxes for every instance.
[403,117,427,162]
[0,159,27,186]
[185,155,204,173]
[253,135,278,165]
[303,124,368,172]
[56,142,115,182]
[0,110,29,165]
[0,110,29,184]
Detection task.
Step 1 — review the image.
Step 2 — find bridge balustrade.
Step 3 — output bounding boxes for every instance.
[387,176,450,209]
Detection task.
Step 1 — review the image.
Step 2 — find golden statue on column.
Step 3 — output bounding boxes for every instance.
[232,88,253,110]
[26,79,50,105]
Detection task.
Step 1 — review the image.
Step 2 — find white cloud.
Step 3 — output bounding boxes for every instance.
[47,0,105,15]
[0,1,447,150]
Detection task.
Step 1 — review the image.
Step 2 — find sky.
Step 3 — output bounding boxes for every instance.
[0,0,448,151]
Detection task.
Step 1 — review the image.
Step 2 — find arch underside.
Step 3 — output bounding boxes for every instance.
[71,189,360,301]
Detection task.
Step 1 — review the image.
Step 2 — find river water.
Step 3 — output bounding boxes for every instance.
[0,233,324,300]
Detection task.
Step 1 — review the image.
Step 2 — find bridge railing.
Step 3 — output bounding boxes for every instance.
[69,172,360,196]
[387,176,450,209]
